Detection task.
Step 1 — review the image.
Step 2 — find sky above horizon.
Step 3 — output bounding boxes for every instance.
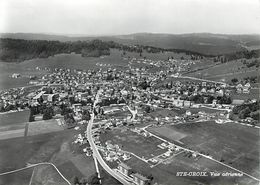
[0,0,260,35]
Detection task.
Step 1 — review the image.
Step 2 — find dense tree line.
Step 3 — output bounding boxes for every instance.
[0,38,211,63]
[0,38,116,62]
[214,49,260,63]
[232,101,260,120]
[1,37,259,63]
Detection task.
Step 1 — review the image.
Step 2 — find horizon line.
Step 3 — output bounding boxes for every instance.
[1,31,260,37]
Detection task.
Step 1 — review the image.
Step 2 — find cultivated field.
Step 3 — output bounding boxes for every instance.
[186,59,259,84]
[149,121,260,179]
[30,164,68,185]
[0,167,33,185]
[0,128,25,140]
[27,119,64,136]
[0,110,30,126]
[149,126,187,142]
[125,151,258,185]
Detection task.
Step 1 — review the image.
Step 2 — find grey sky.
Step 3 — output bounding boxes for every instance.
[0,0,260,35]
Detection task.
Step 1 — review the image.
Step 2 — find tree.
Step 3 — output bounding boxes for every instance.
[231,78,238,84]
[144,105,151,113]
[42,108,53,120]
[250,111,260,121]
[29,112,35,122]
[29,107,35,122]
[73,176,80,185]
[239,107,250,119]
[88,173,100,185]
[79,177,88,185]
[82,110,91,121]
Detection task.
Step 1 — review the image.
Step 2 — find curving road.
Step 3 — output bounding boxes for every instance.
[0,162,71,185]
[86,90,132,185]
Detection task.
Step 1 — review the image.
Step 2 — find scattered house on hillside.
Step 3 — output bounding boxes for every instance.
[118,162,132,176]
[243,83,251,93]
[236,84,243,93]
[11,73,20,78]
[243,86,250,94]
[212,99,217,107]
[186,110,192,116]
[216,89,224,97]
[132,173,149,185]
[244,82,251,89]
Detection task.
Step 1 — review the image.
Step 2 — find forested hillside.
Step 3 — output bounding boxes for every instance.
[0,38,116,62]
[0,38,208,62]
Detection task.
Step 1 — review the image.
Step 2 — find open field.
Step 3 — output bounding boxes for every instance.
[0,129,76,172]
[0,110,30,126]
[0,167,33,185]
[148,107,185,117]
[124,152,257,185]
[0,128,25,140]
[186,59,259,84]
[0,118,64,140]
[0,62,48,90]
[231,88,259,100]
[27,119,64,136]
[30,165,68,185]
[100,127,167,159]
[149,126,187,141]
[0,118,104,185]
[148,121,260,179]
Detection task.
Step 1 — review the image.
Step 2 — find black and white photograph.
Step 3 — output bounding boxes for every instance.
[0,0,259,185]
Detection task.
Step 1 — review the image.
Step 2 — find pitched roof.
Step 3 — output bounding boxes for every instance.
[132,173,149,181]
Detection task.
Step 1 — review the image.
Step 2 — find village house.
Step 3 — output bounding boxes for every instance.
[132,173,149,185]
[236,84,243,93]
[42,93,59,102]
[118,162,132,176]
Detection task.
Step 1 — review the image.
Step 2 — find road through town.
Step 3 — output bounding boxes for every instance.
[86,90,132,185]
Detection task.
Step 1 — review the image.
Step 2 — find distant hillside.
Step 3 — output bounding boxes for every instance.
[1,32,260,55]
[0,38,113,62]
[106,33,260,55]
[0,38,210,63]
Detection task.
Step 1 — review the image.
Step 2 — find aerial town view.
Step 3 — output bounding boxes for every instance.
[0,0,259,185]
